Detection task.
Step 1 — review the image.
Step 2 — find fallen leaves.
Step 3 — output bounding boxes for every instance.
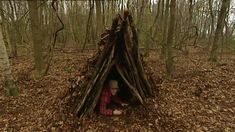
[0,49,234,131]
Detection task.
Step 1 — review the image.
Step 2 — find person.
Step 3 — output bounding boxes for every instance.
[99,80,128,116]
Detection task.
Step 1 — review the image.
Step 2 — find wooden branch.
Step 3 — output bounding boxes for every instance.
[69,11,157,119]
[115,64,143,104]
[77,44,116,119]
[82,0,95,52]
[44,0,65,75]
[76,17,120,118]
[127,11,153,97]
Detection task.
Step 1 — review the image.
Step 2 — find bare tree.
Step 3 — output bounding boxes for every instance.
[209,0,231,62]
[166,0,176,77]
[161,0,170,58]
[0,23,18,96]
[28,0,46,78]
[95,0,102,41]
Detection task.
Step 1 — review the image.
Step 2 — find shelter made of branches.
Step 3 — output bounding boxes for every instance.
[68,11,156,119]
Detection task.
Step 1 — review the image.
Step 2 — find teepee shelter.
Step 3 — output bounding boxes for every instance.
[68,11,156,119]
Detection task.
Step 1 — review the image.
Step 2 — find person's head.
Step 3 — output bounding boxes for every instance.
[109,80,119,95]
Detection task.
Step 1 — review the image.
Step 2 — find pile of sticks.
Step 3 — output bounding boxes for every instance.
[66,11,157,119]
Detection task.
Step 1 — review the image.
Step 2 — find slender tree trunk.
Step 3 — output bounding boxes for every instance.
[9,0,24,58]
[208,0,215,46]
[209,0,230,62]
[136,0,145,35]
[102,0,105,28]
[0,24,19,96]
[95,0,102,41]
[151,0,161,33]
[8,0,18,57]
[161,0,170,58]
[82,0,94,51]
[166,0,176,77]
[221,2,231,59]
[28,0,46,78]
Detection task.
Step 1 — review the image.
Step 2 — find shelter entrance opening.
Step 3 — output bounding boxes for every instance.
[105,66,132,102]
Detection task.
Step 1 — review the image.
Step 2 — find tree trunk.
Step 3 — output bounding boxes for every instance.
[95,0,102,41]
[0,24,19,96]
[209,0,230,62]
[0,2,12,55]
[28,0,46,78]
[208,0,215,47]
[82,0,95,51]
[166,0,176,77]
[161,0,170,58]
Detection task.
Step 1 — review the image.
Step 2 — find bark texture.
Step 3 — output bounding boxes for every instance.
[0,24,18,96]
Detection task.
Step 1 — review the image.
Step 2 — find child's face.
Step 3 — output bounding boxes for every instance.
[110,87,118,95]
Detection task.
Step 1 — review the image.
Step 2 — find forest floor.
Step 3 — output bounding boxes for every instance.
[0,48,235,131]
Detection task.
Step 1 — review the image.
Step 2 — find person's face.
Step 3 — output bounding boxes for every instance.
[110,87,118,95]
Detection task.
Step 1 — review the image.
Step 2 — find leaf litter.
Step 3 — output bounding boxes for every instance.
[0,49,234,131]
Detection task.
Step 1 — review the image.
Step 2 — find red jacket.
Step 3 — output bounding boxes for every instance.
[99,86,121,116]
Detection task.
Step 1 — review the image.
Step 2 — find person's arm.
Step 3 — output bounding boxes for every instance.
[111,95,122,104]
[112,95,128,107]
[100,91,113,116]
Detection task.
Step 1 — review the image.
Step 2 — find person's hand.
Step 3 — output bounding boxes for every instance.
[113,109,122,115]
[121,103,128,107]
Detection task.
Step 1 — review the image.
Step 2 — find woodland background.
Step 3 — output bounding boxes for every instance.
[0,0,235,131]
